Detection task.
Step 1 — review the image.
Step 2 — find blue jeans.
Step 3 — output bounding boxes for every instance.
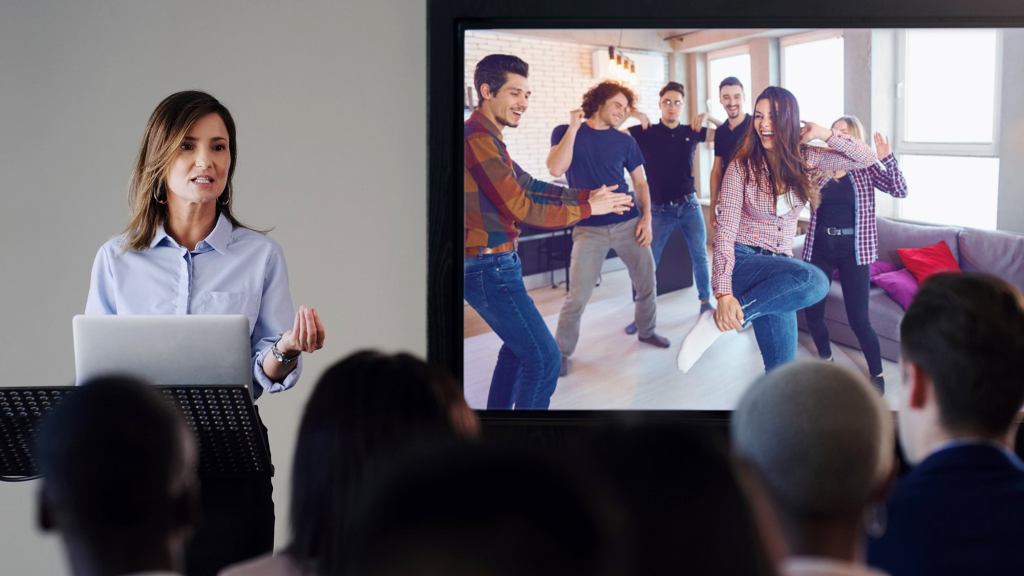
[731,244,830,371]
[464,251,560,410]
[650,195,712,302]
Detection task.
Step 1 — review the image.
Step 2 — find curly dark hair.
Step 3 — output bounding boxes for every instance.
[581,81,636,119]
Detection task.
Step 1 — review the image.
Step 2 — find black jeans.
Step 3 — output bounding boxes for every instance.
[804,234,884,377]
[184,406,276,576]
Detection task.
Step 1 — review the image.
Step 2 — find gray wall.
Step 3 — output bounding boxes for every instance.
[999,30,1024,233]
[0,0,426,572]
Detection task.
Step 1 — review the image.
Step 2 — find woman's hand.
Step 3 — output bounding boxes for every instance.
[799,121,832,144]
[874,132,891,159]
[588,185,633,216]
[277,305,326,356]
[714,294,745,331]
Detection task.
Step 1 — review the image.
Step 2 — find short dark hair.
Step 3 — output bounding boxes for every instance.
[659,81,685,98]
[901,273,1024,436]
[288,350,468,575]
[581,80,636,119]
[473,54,528,103]
[719,76,744,91]
[37,376,191,533]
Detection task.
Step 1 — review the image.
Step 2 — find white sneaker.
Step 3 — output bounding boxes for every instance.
[677,310,725,373]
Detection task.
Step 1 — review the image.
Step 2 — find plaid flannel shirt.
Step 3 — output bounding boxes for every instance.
[802,154,908,265]
[464,110,592,250]
[712,130,877,295]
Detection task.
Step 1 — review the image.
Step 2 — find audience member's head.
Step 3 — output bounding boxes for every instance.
[287,349,479,575]
[345,442,609,576]
[898,272,1024,463]
[732,360,894,565]
[583,421,777,576]
[37,376,198,576]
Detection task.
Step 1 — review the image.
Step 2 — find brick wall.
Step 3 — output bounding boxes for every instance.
[464,31,669,184]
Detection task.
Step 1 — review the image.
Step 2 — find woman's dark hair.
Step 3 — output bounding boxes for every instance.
[287,350,469,575]
[581,81,636,119]
[731,86,819,209]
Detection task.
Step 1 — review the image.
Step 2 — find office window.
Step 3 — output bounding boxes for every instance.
[897,29,1001,229]
[904,30,997,144]
[781,32,844,128]
[707,48,752,120]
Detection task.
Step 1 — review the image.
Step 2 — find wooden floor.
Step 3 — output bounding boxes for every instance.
[463,267,901,411]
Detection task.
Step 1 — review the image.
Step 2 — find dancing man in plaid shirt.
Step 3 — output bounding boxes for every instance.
[802,115,908,391]
[465,54,633,409]
[678,86,877,373]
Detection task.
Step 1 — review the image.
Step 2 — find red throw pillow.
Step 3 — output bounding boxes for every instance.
[896,241,961,284]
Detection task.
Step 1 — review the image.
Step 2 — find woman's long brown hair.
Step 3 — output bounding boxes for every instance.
[731,86,819,209]
[124,91,257,251]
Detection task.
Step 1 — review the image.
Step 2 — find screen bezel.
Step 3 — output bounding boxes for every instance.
[428,0,1024,423]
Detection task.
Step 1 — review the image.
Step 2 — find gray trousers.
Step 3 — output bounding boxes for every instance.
[556,216,657,357]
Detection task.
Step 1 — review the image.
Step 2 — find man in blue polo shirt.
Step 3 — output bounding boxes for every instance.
[623,81,718,335]
[548,81,671,377]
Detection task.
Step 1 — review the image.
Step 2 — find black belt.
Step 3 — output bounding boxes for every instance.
[742,244,790,258]
[654,193,695,207]
[824,227,855,236]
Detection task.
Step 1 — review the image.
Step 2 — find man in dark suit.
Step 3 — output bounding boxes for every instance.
[867,273,1024,576]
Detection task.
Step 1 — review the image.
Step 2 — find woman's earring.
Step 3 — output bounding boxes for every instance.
[219,185,230,206]
[153,183,167,205]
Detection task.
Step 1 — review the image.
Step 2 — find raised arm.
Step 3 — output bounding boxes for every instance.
[547,111,584,177]
[801,123,877,185]
[866,133,908,199]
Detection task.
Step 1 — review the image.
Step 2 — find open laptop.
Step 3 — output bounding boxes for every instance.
[73,314,252,387]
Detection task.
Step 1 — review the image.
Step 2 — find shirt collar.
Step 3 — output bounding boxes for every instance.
[150,212,233,254]
[469,109,504,142]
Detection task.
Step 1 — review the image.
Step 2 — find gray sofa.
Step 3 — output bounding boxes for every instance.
[793,217,1024,361]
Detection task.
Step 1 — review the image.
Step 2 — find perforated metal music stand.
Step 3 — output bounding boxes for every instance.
[0,385,272,481]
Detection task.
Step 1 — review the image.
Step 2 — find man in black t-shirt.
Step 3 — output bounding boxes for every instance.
[709,76,752,227]
[623,81,717,334]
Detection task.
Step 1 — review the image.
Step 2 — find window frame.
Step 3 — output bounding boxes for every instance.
[895,29,1003,157]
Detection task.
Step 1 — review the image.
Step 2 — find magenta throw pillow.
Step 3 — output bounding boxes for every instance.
[873,268,919,310]
[831,260,900,281]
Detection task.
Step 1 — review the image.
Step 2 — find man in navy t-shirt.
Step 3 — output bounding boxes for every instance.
[548,81,671,376]
[623,81,718,335]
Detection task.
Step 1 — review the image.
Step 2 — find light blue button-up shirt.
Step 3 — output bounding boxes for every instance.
[86,213,300,398]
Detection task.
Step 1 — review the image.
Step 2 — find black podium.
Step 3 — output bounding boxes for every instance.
[0,385,271,481]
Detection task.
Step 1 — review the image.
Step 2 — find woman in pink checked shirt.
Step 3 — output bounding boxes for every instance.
[802,116,908,392]
[677,87,877,373]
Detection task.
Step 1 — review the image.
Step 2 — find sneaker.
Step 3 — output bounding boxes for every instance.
[677,310,725,373]
[624,322,638,335]
[870,374,885,393]
[559,355,570,378]
[638,333,671,348]
[699,301,714,315]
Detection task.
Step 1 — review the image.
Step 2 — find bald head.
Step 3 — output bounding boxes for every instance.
[732,361,893,519]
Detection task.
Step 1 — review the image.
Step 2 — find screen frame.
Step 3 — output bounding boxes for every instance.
[428,0,1024,423]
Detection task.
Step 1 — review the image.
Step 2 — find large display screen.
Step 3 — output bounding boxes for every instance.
[460,27,1021,411]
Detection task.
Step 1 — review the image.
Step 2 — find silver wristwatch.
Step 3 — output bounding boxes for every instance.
[271,336,300,365]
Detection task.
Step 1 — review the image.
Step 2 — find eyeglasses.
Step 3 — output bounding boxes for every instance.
[660,99,683,107]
